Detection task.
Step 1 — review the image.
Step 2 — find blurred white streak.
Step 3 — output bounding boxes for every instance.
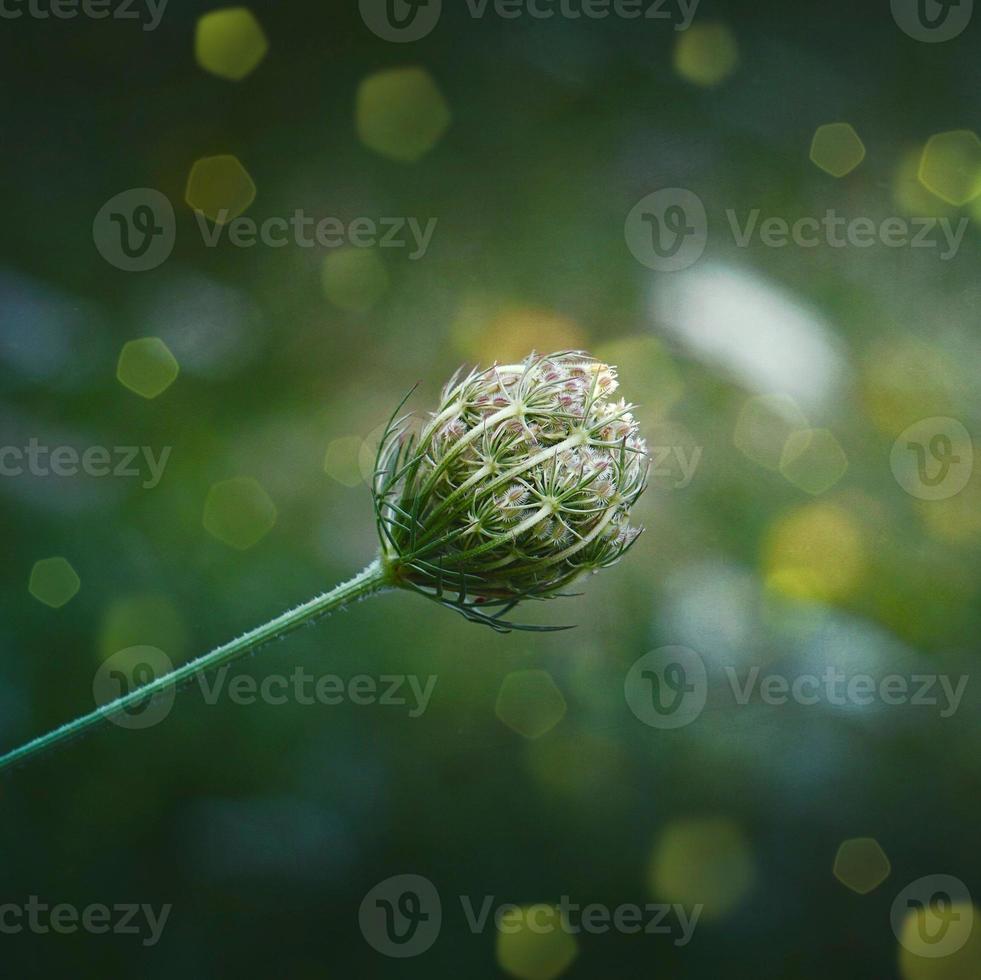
[138,270,264,380]
[650,262,848,412]
[658,559,761,665]
[0,269,105,386]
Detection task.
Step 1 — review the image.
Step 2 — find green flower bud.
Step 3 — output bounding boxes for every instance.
[373,350,649,630]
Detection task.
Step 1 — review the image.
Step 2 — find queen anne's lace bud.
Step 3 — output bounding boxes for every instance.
[372,351,649,630]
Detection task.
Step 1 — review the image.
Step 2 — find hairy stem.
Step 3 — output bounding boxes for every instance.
[0,559,392,774]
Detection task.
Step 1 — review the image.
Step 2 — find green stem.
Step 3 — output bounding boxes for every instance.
[0,558,392,774]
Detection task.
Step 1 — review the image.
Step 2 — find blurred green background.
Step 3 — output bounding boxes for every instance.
[1,0,980,976]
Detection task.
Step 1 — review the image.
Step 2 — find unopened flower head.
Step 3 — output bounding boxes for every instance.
[372,351,649,630]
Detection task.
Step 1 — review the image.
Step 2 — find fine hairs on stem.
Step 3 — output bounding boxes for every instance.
[0,350,649,773]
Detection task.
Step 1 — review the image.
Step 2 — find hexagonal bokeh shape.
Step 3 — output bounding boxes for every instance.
[356,67,451,163]
[29,557,81,608]
[649,817,756,921]
[765,503,864,603]
[321,248,389,313]
[892,145,955,219]
[195,8,268,82]
[918,130,981,206]
[185,154,256,224]
[779,428,849,495]
[673,22,739,88]
[495,669,567,739]
[734,394,809,473]
[896,900,980,977]
[323,435,365,487]
[98,594,188,663]
[833,837,891,895]
[117,337,179,399]
[203,476,277,550]
[496,905,578,980]
[810,123,866,177]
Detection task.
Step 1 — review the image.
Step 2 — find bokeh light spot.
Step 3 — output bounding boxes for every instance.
[861,338,966,437]
[98,594,188,663]
[897,903,980,978]
[195,8,268,81]
[203,476,277,550]
[323,435,365,487]
[595,335,684,420]
[356,67,451,163]
[185,154,256,224]
[779,428,849,495]
[116,337,179,399]
[734,393,809,472]
[810,123,866,178]
[321,248,389,313]
[495,669,567,739]
[918,130,981,206]
[524,733,630,800]
[28,557,80,609]
[454,302,587,365]
[893,146,954,218]
[648,816,756,921]
[496,905,578,980]
[833,838,891,894]
[764,502,864,602]
[673,22,739,88]
[916,475,981,545]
